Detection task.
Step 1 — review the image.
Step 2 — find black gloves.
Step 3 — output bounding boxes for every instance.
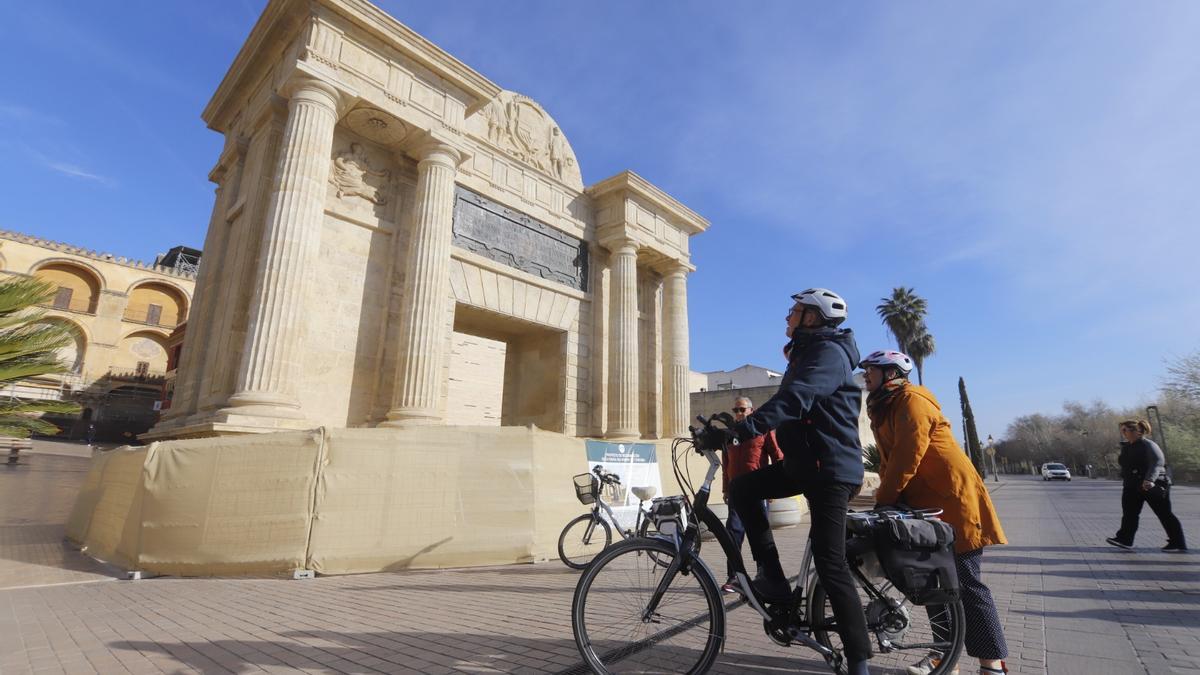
[695,426,735,451]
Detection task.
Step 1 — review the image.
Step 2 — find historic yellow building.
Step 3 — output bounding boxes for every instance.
[0,230,196,438]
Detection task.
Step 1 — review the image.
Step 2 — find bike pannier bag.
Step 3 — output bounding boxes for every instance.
[873,518,959,605]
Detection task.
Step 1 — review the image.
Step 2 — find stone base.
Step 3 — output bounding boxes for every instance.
[142,414,316,441]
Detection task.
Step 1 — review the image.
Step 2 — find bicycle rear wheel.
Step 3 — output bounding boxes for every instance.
[559,514,613,569]
[572,537,725,674]
[810,576,965,675]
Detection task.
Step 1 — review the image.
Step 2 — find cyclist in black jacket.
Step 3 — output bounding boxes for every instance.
[699,288,872,674]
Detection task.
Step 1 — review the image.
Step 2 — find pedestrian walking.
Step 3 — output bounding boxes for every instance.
[1106,419,1187,552]
[860,350,1009,675]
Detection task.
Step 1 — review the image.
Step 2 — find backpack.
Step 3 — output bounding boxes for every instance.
[873,517,960,605]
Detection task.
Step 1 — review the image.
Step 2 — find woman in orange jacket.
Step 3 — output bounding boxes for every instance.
[861,350,1008,675]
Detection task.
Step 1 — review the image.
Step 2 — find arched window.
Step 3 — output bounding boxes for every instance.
[125,282,186,328]
[33,263,102,314]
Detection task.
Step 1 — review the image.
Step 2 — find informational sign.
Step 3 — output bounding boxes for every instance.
[585,440,661,531]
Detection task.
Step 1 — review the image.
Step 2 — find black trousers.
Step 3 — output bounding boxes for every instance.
[1115,480,1186,546]
[726,499,767,579]
[729,462,872,662]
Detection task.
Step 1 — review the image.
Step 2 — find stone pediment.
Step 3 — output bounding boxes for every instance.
[467,91,582,191]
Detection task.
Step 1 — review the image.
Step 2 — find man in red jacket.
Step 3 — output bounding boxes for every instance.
[722,396,784,593]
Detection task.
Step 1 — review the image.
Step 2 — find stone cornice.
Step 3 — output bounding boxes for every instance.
[204,0,502,131]
[0,230,198,281]
[585,171,709,236]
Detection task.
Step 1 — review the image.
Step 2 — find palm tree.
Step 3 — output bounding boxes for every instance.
[0,277,81,437]
[907,329,936,385]
[875,287,927,353]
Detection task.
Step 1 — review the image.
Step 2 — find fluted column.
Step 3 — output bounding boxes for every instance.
[662,262,691,437]
[222,76,340,418]
[381,141,462,426]
[606,239,640,439]
[160,170,233,423]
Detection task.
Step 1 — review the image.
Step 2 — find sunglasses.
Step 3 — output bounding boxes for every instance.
[732,407,748,413]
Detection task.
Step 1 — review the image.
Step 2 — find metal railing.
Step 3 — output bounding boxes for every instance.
[121,308,180,329]
[40,299,95,315]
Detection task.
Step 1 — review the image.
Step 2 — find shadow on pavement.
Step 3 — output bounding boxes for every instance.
[1030,607,1200,627]
[111,629,829,675]
[1030,588,1200,605]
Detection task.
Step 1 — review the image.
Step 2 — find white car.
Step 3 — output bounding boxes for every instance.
[1041,463,1072,481]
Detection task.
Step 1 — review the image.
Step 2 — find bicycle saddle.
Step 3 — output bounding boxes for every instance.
[632,486,657,501]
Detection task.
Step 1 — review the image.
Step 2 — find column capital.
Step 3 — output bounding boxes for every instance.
[405,129,471,169]
[658,258,695,277]
[599,232,638,256]
[279,74,342,112]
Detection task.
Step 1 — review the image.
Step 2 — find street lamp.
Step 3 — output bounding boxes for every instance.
[986,434,999,482]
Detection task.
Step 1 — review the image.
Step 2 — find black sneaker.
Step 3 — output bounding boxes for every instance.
[751,572,792,601]
[1105,537,1133,550]
[1162,543,1189,553]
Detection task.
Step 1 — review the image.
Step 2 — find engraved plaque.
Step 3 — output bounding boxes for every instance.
[452,186,588,292]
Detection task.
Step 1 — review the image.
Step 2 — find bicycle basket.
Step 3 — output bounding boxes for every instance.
[649,496,686,535]
[573,473,600,505]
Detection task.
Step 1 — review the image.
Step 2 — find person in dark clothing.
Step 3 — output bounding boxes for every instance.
[721,396,784,592]
[705,288,873,674]
[1107,419,1187,552]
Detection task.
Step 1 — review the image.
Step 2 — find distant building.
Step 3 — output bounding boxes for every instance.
[695,363,784,392]
[0,230,197,440]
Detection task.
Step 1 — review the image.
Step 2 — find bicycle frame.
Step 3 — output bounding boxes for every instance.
[585,490,654,540]
[646,443,837,660]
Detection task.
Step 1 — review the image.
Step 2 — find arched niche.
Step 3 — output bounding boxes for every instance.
[31,261,104,314]
[115,330,169,376]
[124,281,188,328]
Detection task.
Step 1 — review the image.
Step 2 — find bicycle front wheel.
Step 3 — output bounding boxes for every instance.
[810,576,965,675]
[572,537,725,674]
[559,514,613,569]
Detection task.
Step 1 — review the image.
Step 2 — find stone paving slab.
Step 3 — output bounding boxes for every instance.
[1,447,1197,674]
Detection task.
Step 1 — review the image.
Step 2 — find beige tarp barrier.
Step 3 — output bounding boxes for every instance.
[135,430,322,575]
[64,446,148,570]
[65,428,787,576]
[66,426,591,575]
[307,426,580,573]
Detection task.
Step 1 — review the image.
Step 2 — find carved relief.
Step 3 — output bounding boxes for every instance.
[473,92,581,188]
[329,143,391,205]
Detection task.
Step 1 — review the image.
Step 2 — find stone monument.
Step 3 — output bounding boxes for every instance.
[148,0,708,443]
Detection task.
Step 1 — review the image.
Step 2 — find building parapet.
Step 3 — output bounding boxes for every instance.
[0,229,198,280]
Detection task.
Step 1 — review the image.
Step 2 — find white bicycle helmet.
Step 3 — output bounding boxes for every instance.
[791,288,848,325]
[858,350,914,375]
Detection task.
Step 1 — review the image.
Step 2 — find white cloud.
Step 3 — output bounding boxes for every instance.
[44,161,110,184]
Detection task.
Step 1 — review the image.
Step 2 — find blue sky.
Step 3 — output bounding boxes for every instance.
[3,1,1198,440]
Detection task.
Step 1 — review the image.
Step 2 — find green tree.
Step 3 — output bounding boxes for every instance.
[1164,351,1200,400]
[875,287,928,353]
[958,376,984,477]
[907,329,936,385]
[862,443,881,473]
[0,277,81,437]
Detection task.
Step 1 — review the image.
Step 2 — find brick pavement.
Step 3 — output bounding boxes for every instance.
[1,448,1197,674]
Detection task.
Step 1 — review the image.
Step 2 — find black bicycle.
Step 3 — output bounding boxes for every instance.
[570,414,966,674]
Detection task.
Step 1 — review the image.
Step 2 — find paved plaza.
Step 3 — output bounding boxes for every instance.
[2,443,1198,675]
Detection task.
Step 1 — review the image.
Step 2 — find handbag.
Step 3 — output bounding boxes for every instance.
[873,517,960,605]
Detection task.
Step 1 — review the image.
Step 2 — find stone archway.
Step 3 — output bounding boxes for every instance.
[448,304,567,433]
